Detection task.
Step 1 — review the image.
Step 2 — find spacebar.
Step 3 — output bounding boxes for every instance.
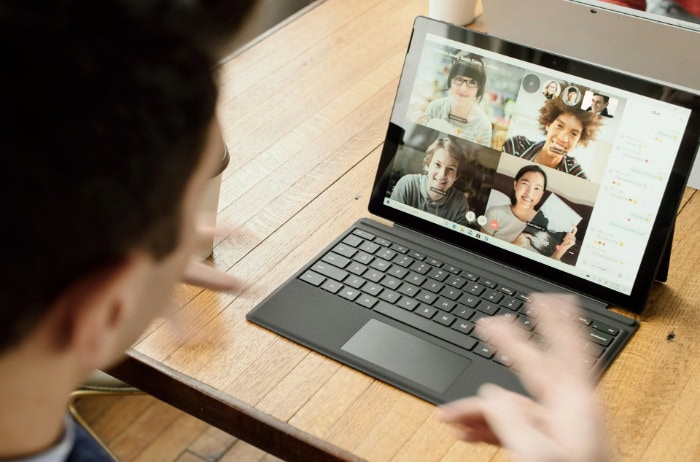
[374,302,478,352]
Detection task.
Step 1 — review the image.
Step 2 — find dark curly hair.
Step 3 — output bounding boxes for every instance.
[538,83,603,147]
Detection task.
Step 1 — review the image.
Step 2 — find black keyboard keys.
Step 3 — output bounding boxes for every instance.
[302,228,619,373]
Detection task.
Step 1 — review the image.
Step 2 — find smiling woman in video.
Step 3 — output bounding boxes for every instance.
[482,164,576,260]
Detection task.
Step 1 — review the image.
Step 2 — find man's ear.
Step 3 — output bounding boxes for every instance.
[49,256,147,369]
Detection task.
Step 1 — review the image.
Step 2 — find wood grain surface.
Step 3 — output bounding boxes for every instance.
[110,1,700,460]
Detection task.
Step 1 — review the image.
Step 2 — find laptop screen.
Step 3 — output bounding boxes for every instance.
[369,17,699,312]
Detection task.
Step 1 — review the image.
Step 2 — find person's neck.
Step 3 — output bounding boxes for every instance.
[510,204,536,222]
[425,180,448,202]
[427,190,445,202]
[534,148,563,169]
[0,341,78,458]
[450,99,474,119]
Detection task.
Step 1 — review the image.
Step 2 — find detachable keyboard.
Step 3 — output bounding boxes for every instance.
[298,227,621,372]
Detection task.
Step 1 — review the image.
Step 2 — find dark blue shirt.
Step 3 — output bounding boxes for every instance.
[7,415,113,462]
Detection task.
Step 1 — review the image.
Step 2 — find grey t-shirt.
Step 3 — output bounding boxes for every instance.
[483,204,527,243]
[424,97,493,147]
[390,174,469,226]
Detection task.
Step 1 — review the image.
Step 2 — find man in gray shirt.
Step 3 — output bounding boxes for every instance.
[390,137,470,226]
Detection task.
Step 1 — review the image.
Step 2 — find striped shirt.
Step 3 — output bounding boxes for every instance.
[503,136,588,180]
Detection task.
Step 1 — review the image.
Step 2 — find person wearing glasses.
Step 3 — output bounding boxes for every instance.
[411,52,493,148]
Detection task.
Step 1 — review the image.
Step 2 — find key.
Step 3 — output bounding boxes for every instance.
[322,252,350,269]
[452,319,474,335]
[311,262,347,282]
[373,302,477,351]
[343,235,363,247]
[356,294,378,309]
[396,298,419,311]
[352,229,375,240]
[321,280,342,294]
[332,243,357,259]
[300,270,325,286]
[339,287,360,301]
[397,283,420,297]
[473,342,495,359]
[434,312,456,327]
[359,241,380,254]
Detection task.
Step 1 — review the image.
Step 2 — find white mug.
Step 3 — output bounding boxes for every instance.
[428,0,483,26]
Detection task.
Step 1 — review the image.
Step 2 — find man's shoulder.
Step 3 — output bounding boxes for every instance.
[508,135,531,144]
[396,173,422,186]
[504,135,538,155]
[67,420,114,462]
[562,156,588,179]
[447,188,468,206]
[426,97,449,115]
[392,174,423,197]
[487,204,511,217]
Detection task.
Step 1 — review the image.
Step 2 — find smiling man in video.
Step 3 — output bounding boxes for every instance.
[390,136,470,226]
[503,87,603,180]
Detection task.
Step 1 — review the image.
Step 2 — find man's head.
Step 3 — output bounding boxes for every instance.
[590,93,610,114]
[0,1,250,368]
[423,137,467,199]
[538,88,603,158]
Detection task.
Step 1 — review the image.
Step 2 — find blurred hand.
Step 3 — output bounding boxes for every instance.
[436,294,608,462]
[182,260,243,292]
[558,226,578,254]
[180,221,247,292]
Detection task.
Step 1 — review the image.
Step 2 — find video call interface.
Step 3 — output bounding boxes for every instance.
[384,33,692,295]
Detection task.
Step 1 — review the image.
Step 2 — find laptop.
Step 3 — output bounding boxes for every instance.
[482,0,700,188]
[247,16,700,404]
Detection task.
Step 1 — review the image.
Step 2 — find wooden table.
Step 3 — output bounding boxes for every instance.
[111,0,700,460]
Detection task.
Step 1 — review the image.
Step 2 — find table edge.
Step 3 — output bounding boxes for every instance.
[109,349,365,462]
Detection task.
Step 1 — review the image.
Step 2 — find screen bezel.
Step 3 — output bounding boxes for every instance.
[368,16,700,313]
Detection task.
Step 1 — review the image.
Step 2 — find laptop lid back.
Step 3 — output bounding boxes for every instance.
[481,0,700,91]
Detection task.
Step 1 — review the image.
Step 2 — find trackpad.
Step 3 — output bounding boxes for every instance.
[341,319,470,393]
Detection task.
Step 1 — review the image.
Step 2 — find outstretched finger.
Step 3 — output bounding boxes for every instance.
[435,396,500,444]
[478,383,559,461]
[437,388,544,445]
[476,318,554,398]
[477,304,589,400]
[182,260,245,292]
[527,293,591,380]
[196,221,244,240]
